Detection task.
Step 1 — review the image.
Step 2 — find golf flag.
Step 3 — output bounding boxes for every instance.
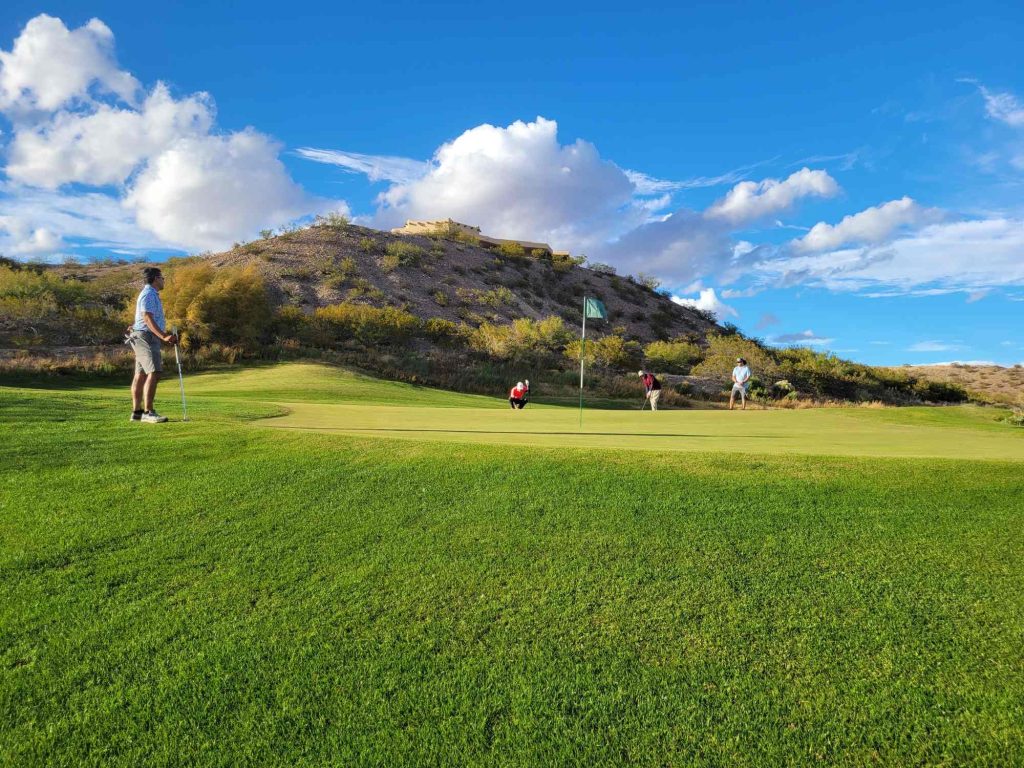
[579,296,607,428]
[584,297,607,320]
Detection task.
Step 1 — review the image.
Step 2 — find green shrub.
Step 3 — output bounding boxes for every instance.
[479,286,514,307]
[358,237,379,253]
[313,302,419,345]
[381,242,426,271]
[423,317,461,342]
[314,212,349,229]
[432,290,449,307]
[162,264,274,350]
[692,334,778,381]
[468,316,571,360]
[588,262,616,275]
[497,241,526,259]
[566,334,642,370]
[643,340,703,374]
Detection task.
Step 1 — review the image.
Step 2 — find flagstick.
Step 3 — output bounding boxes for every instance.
[579,296,586,430]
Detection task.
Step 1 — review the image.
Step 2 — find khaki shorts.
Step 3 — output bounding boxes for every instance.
[130,330,163,374]
[732,383,747,397]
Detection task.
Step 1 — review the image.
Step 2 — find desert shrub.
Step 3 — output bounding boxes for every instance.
[692,333,778,381]
[323,257,358,289]
[432,290,449,307]
[551,252,585,273]
[479,286,514,307]
[451,230,481,247]
[381,242,425,271]
[634,272,661,291]
[566,334,642,370]
[358,237,379,253]
[643,340,703,374]
[468,316,571,360]
[1003,408,1024,427]
[259,229,274,240]
[497,241,527,259]
[530,249,548,259]
[313,302,419,345]
[314,212,349,229]
[588,262,616,275]
[346,279,385,301]
[273,305,310,341]
[422,317,461,342]
[161,264,274,350]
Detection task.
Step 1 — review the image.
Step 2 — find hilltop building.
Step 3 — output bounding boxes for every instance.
[391,219,567,257]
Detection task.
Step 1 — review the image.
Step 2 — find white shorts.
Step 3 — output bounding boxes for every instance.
[732,383,747,397]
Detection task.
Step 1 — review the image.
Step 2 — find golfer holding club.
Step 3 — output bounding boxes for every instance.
[638,370,661,411]
[127,267,177,423]
[730,357,751,410]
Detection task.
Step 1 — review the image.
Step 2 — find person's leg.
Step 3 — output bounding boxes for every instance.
[729,386,735,410]
[740,386,746,410]
[509,397,516,409]
[143,372,161,412]
[650,390,660,411]
[132,369,147,412]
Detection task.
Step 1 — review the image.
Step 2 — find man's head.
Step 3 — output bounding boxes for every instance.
[637,370,645,377]
[143,267,164,290]
[737,357,747,366]
[517,381,524,388]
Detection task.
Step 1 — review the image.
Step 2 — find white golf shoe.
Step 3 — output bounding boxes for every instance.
[141,411,168,423]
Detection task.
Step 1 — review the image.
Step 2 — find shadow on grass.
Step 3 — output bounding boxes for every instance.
[269,425,790,439]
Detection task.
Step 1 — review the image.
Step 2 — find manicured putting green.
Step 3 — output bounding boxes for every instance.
[193,364,1022,460]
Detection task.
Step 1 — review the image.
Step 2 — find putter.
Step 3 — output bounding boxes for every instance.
[641,392,648,411]
[172,326,189,422]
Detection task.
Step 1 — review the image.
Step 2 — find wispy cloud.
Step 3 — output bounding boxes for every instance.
[756,312,780,329]
[772,329,834,346]
[907,340,963,353]
[295,147,429,184]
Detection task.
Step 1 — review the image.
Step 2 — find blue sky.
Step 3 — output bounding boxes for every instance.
[1,1,1022,365]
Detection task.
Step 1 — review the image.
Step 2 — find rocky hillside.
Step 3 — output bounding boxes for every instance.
[4,221,720,349]
[207,223,718,344]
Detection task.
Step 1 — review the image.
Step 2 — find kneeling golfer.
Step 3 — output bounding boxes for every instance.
[509,379,530,409]
[730,357,751,410]
[127,267,177,423]
[638,370,661,410]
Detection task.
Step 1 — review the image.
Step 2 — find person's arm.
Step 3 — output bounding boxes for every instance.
[142,312,175,343]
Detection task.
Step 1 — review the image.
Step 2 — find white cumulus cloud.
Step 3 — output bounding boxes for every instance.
[671,287,738,319]
[125,130,332,252]
[762,218,1024,293]
[6,83,213,189]
[0,14,340,256]
[0,15,138,115]
[705,167,840,225]
[794,197,942,252]
[371,117,641,252]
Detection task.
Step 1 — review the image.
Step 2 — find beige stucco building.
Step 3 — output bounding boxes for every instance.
[391,219,558,255]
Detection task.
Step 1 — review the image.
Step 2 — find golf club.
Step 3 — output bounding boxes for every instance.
[641,392,648,411]
[172,326,189,422]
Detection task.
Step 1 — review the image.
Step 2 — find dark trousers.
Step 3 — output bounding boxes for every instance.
[509,397,528,409]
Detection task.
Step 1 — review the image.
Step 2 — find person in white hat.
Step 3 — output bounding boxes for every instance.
[730,357,751,410]
[509,379,530,409]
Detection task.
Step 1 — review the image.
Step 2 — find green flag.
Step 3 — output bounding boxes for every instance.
[584,297,607,320]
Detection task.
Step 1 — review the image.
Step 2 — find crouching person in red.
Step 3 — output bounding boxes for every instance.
[509,379,530,409]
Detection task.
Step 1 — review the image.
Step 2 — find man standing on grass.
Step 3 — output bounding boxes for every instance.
[730,357,751,410]
[638,370,661,411]
[509,379,530,409]
[127,267,177,423]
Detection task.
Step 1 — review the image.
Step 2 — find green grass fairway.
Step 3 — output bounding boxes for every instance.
[3,362,1023,766]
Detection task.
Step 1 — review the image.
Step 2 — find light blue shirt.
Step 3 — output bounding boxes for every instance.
[133,284,166,332]
[733,365,751,385]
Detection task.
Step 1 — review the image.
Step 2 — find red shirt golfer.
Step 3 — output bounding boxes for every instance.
[509,380,530,409]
